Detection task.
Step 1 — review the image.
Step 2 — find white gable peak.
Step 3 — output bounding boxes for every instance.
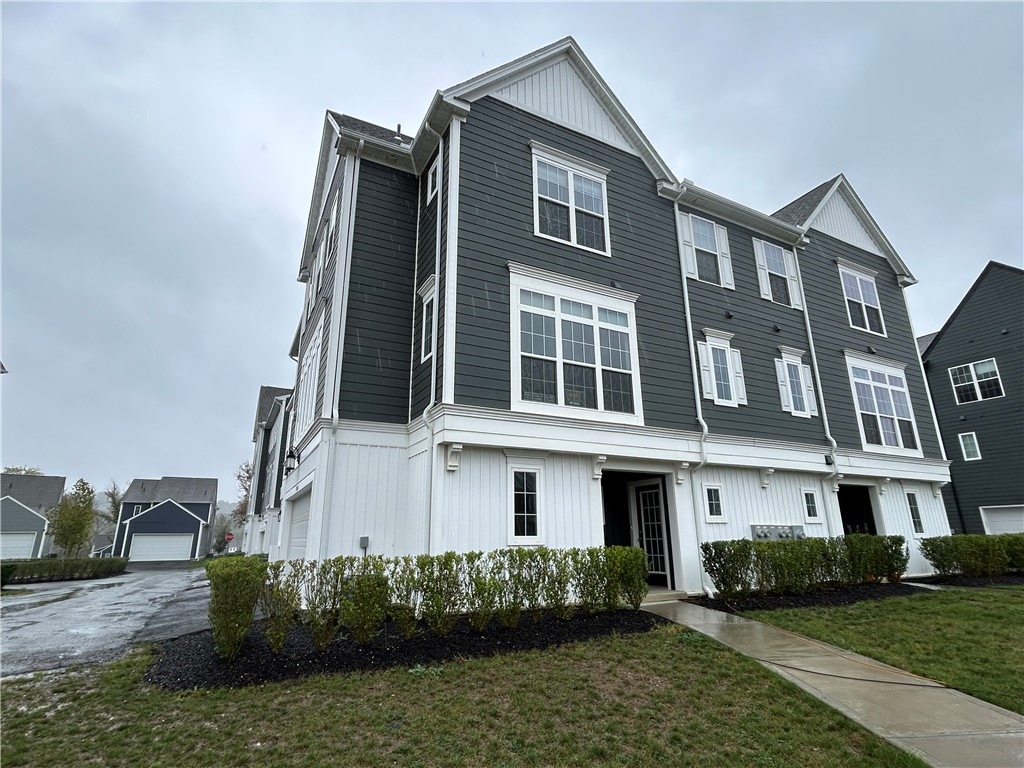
[808,187,885,257]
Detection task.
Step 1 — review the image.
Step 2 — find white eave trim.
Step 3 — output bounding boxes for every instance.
[0,495,51,522]
[659,180,805,245]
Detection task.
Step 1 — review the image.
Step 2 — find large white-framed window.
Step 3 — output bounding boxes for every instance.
[509,262,643,425]
[704,484,726,523]
[679,212,735,289]
[508,458,544,546]
[531,141,610,256]
[753,238,803,309]
[958,432,982,461]
[696,329,746,407]
[295,317,324,438]
[803,489,822,524]
[775,346,818,418]
[838,261,886,335]
[418,276,437,363]
[906,492,924,536]
[845,351,922,456]
[948,358,1004,404]
[426,157,439,202]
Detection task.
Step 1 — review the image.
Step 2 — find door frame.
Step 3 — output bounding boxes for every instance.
[627,477,672,586]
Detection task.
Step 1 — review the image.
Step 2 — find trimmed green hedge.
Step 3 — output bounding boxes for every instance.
[1,563,18,587]
[700,535,909,599]
[206,555,268,661]
[919,534,1024,577]
[1,557,129,584]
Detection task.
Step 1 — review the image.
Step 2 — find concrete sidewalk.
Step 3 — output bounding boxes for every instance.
[645,600,1024,768]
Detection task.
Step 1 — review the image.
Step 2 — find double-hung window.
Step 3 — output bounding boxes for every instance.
[845,352,921,455]
[958,432,982,461]
[510,262,643,425]
[418,276,437,363]
[696,329,746,407]
[679,212,735,288]
[775,347,817,418]
[531,142,610,255]
[753,239,803,308]
[839,262,885,335]
[948,358,1004,404]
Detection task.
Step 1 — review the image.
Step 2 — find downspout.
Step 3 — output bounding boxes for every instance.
[792,234,839,538]
[421,122,444,554]
[673,187,714,598]
[322,138,363,558]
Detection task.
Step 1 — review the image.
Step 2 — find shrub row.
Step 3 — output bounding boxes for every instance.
[699,535,908,599]
[919,534,1024,577]
[206,546,649,661]
[0,557,129,584]
[1,563,17,588]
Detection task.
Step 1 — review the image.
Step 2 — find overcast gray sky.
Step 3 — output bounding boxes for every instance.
[3,3,1021,500]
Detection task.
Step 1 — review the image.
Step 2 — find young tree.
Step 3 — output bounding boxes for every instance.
[48,479,96,558]
[3,466,43,475]
[211,512,231,554]
[100,480,123,524]
[231,461,253,527]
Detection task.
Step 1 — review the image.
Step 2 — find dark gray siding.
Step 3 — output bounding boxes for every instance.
[338,160,418,423]
[923,264,1024,533]
[681,205,828,446]
[436,129,450,406]
[116,501,207,557]
[453,97,694,429]
[799,231,942,458]
[411,146,440,417]
[0,498,48,538]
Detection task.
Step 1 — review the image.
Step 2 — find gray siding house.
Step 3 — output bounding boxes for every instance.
[240,386,292,555]
[919,262,1024,534]
[269,38,951,590]
[1,473,64,559]
[113,477,218,561]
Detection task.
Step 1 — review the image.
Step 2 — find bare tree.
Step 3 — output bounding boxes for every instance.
[232,461,253,527]
[99,480,123,524]
[211,512,231,554]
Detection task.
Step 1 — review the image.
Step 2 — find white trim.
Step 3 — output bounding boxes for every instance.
[0,495,51,523]
[696,330,746,407]
[126,499,208,525]
[843,348,907,371]
[507,261,639,303]
[531,142,611,257]
[703,483,726,523]
[441,117,462,404]
[844,354,924,458]
[325,152,359,424]
[419,275,437,364]
[802,489,823,524]
[838,262,888,337]
[835,256,877,277]
[685,213,734,289]
[752,238,802,309]
[957,432,982,461]
[948,357,1006,405]
[906,491,925,537]
[507,459,544,546]
[426,157,439,202]
[776,349,817,418]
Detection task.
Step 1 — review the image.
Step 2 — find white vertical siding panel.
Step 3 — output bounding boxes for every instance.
[812,194,882,256]
[326,444,408,557]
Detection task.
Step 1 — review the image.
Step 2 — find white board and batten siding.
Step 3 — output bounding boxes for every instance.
[874,481,950,575]
[439,447,599,553]
[808,192,883,257]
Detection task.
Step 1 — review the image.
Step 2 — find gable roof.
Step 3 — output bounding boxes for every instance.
[919,260,1024,360]
[123,476,218,506]
[329,113,412,147]
[0,474,65,514]
[252,386,292,441]
[916,331,939,355]
[773,174,914,284]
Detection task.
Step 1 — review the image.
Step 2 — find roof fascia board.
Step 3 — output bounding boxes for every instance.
[147,498,208,524]
[658,181,805,245]
[336,131,415,174]
[1,495,50,522]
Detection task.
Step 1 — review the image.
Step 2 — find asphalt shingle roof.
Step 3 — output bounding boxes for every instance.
[328,112,412,146]
[123,476,218,505]
[772,175,841,227]
[1,474,65,514]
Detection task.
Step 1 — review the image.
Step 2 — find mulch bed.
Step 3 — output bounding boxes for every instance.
[903,573,1024,588]
[145,609,668,691]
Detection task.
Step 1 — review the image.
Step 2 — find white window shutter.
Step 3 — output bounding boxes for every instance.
[803,364,818,416]
[785,249,803,310]
[775,358,792,412]
[731,349,747,405]
[679,212,698,279]
[716,224,735,290]
[752,239,772,300]
[696,342,714,399]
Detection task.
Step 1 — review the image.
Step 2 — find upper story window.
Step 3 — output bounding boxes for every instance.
[418,276,437,363]
[775,347,817,418]
[295,317,324,438]
[510,262,643,425]
[679,213,735,289]
[949,358,1004,404]
[958,432,982,461]
[753,239,803,309]
[838,261,886,335]
[531,141,610,256]
[696,329,747,407]
[845,352,921,456]
[427,157,439,202]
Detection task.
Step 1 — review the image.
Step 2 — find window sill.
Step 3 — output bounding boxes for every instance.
[513,400,643,426]
[533,230,610,258]
[705,517,728,524]
[689,276,733,290]
[847,325,888,338]
[508,537,543,547]
[860,444,924,459]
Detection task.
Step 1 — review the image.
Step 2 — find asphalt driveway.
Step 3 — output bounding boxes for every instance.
[1,565,209,677]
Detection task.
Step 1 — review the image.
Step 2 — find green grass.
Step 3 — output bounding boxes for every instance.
[0,626,925,768]
[747,587,1024,714]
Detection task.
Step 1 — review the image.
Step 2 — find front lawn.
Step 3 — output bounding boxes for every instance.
[0,626,925,768]
[747,586,1024,714]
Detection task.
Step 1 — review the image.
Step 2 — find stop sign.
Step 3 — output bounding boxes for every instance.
[225,532,234,542]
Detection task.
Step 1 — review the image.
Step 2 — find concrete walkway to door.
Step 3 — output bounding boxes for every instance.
[644,600,1024,768]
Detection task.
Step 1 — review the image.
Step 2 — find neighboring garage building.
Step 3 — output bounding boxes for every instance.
[1,473,64,559]
[113,477,218,561]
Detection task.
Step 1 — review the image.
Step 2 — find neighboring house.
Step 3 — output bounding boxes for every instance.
[267,37,951,590]
[240,386,292,556]
[112,477,218,561]
[0,473,64,559]
[919,262,1024,534]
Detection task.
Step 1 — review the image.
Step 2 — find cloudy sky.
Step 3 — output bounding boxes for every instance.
[3,3,1021,500]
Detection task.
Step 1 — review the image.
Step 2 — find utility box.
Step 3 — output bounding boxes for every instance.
[751,524,805,541]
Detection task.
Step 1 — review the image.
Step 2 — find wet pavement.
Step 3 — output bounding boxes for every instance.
[1,566,207,676]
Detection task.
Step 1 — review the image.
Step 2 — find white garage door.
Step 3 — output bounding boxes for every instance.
[981,506,1024,535]
[130,533,195,561]
[1,532,37,559]
[287,493,311,561]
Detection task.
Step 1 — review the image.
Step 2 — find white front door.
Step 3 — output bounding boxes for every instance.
[628,480,669,587]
